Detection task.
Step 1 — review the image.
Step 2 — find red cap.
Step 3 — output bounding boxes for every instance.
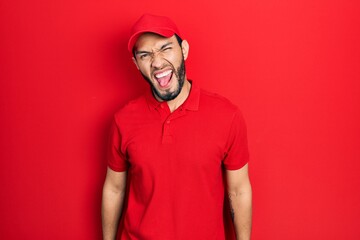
[128,14,181,52]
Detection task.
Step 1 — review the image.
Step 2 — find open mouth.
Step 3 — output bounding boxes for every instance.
[154,69,173,88]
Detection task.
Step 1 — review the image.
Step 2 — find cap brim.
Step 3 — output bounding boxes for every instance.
[128,28,176,52]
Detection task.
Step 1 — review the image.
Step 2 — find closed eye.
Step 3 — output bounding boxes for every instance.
[162,47,172,52]
[160,42,173,51]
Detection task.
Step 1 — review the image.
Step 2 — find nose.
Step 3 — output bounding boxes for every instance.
[150,52,164,69]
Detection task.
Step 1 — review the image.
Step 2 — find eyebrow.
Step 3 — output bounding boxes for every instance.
[160,42,173,49]
[135,41,174,56]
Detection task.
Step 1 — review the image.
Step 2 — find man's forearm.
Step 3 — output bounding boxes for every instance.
[101,187,126,240]
[228,189,252,240]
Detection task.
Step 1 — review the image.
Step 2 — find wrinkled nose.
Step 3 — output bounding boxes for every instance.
[151,53,163,69]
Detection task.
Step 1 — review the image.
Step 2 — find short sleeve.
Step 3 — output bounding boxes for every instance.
[223,109,250,170]
[107,117,129,172]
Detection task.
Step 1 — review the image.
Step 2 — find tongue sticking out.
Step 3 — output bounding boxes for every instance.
[156,72,172,87]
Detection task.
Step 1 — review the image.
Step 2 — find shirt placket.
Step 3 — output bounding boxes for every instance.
[158,103,187,144]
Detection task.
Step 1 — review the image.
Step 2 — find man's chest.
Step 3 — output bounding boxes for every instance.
[124,112,229,174]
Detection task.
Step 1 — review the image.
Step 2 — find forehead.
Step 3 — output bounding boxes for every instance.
[134,33,177,51]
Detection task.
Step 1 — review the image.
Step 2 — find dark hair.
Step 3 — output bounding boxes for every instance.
[174,34,183,45]
[132,34,183,59]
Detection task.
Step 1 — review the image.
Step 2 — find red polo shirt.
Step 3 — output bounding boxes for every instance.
[108,81,249,240]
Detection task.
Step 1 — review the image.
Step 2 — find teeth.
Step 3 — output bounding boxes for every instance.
[155,70,172,79]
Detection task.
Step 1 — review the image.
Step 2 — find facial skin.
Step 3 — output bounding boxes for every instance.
[132,33,189,102]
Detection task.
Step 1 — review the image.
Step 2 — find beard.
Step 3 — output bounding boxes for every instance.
[141,58,186,101]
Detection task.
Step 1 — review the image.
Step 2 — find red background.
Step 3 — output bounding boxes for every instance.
[1,0,359,239]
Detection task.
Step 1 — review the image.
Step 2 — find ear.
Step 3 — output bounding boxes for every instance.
[132,57,139,70]
[181,40,189,60]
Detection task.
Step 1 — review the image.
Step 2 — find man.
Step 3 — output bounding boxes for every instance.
[102,14,252,240]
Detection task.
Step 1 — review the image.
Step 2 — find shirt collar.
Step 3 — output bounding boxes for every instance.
[145,80,200,111]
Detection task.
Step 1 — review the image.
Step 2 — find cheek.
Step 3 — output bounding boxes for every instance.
[138,64,151,76]
[166,54,182,67]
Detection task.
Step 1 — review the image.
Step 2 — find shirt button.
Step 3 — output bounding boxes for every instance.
[160,104,164,108]
[166,120,170,124]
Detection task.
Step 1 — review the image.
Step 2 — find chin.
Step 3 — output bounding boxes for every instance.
[153,85,181,101]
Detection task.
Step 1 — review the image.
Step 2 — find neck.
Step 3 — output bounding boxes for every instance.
[166,79,191,113]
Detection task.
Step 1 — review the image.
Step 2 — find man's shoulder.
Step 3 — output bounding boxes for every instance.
[199,88,238,112]
[114,94,148,118]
